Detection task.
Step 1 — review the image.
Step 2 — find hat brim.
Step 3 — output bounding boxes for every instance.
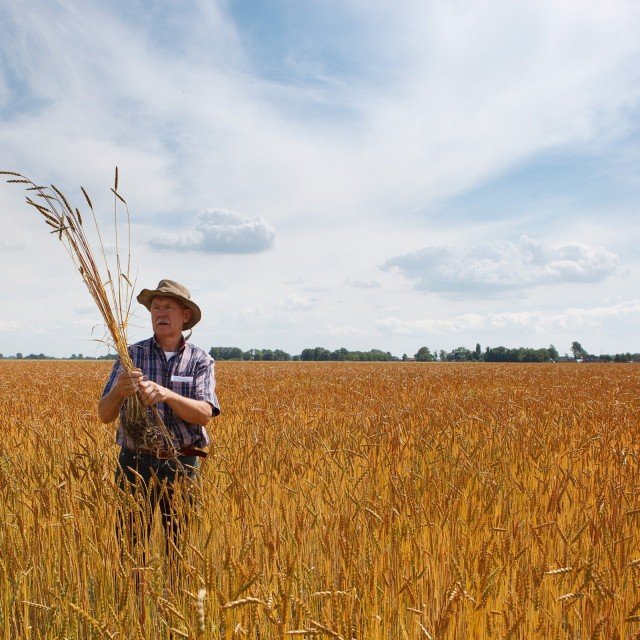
[137,289,201,330]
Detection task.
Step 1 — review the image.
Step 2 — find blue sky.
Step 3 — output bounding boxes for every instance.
[0,0,639,357]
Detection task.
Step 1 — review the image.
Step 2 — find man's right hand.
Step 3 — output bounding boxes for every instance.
[98,368,146,424]
[113,368,144,400]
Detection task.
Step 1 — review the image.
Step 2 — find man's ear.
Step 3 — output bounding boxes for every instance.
[184,307,193,323]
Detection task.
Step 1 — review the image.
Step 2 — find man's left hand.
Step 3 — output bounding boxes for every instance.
[138,379,171,407]
[137,377,212,425]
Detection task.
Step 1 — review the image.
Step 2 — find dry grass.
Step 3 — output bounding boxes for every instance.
[1,360,639,639]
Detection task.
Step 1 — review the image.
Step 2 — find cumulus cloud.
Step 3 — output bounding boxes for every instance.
[376,300,640,335]
[383,236,618,293]
[149,208,275,254]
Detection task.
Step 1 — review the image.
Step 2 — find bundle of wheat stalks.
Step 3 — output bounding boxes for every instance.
[1,168,170,449]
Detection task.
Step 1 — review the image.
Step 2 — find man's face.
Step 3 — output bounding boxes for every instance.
[150,296,192,339]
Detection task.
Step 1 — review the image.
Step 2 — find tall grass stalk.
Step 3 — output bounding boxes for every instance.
[1,169,171,450]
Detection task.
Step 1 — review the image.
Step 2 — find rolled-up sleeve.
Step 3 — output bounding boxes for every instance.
[194,354,221,416]
[101,359,122,397]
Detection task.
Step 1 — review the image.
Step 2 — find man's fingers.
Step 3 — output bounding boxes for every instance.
[115,370,145,398]
[118,372,142,386]
[138,380,150,393]
[137,380,154,403]
[140,387,156,407]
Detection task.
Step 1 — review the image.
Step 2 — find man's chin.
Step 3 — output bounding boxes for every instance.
[154,327,175,337]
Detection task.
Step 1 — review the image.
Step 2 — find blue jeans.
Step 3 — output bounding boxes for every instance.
[116,448,200,561]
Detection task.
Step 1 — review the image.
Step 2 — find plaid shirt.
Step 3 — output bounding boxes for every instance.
[102,336,221,449]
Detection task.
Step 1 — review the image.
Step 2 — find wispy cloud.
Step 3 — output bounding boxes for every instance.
[274,294,317,311]
[0,239,24,250]
[149,208,275,254]
[383,236,618,293]
[238,304,267,316]
[377,300,640,336]
[345,278,381,289]
[324,324,369,336]
[2,0,639,227]
[74,303,97,315]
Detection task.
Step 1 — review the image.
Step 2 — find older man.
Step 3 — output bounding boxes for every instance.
[98,279,220,562]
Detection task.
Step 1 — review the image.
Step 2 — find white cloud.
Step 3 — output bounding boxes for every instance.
[345,278,381,289]
[0,239,24,250]
[149,208,275,254]
[377,300,640,336]
[73,319,104,332]
[274,294,317,311]
[0,321,20,332]
[324,324,369,336]
[74,302,97,315]
[2,0,639,230]
[239,304,267,316]
[383,236,619,293]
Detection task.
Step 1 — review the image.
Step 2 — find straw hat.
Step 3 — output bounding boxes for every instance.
[137,279,201,330]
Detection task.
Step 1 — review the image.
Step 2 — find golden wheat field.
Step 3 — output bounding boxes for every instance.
[1,360,640,639]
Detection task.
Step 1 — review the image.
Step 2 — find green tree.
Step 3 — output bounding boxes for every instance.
[485,346,515,362]
[332,347,350,361]
[447,346,473,361]
[415,347,435,362]
[210,347,244,360]
[571,341,588,360]
[300,347,332,361]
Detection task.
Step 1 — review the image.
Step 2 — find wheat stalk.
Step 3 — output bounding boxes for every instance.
[1,169,173,450]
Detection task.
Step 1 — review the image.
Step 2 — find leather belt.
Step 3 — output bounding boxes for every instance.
[128,446,208,460]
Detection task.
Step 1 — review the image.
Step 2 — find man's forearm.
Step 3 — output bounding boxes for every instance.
[98,387,124,424]
[164,391,212,426]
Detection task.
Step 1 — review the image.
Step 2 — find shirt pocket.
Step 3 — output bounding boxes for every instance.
[170,377,195,399]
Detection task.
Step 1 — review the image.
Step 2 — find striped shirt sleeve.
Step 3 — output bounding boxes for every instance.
[101,358,122,397]
[194,353,221,416]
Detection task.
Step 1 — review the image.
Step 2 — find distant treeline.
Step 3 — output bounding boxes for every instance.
[208,342,639,363]
[0,353,117,360]
[1,342,637,363]
[208,346,396,362]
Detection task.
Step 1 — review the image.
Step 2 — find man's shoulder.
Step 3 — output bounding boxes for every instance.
[129,337,155,351]
[185,341,213,362]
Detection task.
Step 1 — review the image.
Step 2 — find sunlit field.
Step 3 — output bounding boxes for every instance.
[1,361,639,639]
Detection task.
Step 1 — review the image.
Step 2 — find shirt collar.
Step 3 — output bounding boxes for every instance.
[151,334,187,354]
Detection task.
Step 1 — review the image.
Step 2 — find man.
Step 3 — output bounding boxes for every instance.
[98,279,220,566]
